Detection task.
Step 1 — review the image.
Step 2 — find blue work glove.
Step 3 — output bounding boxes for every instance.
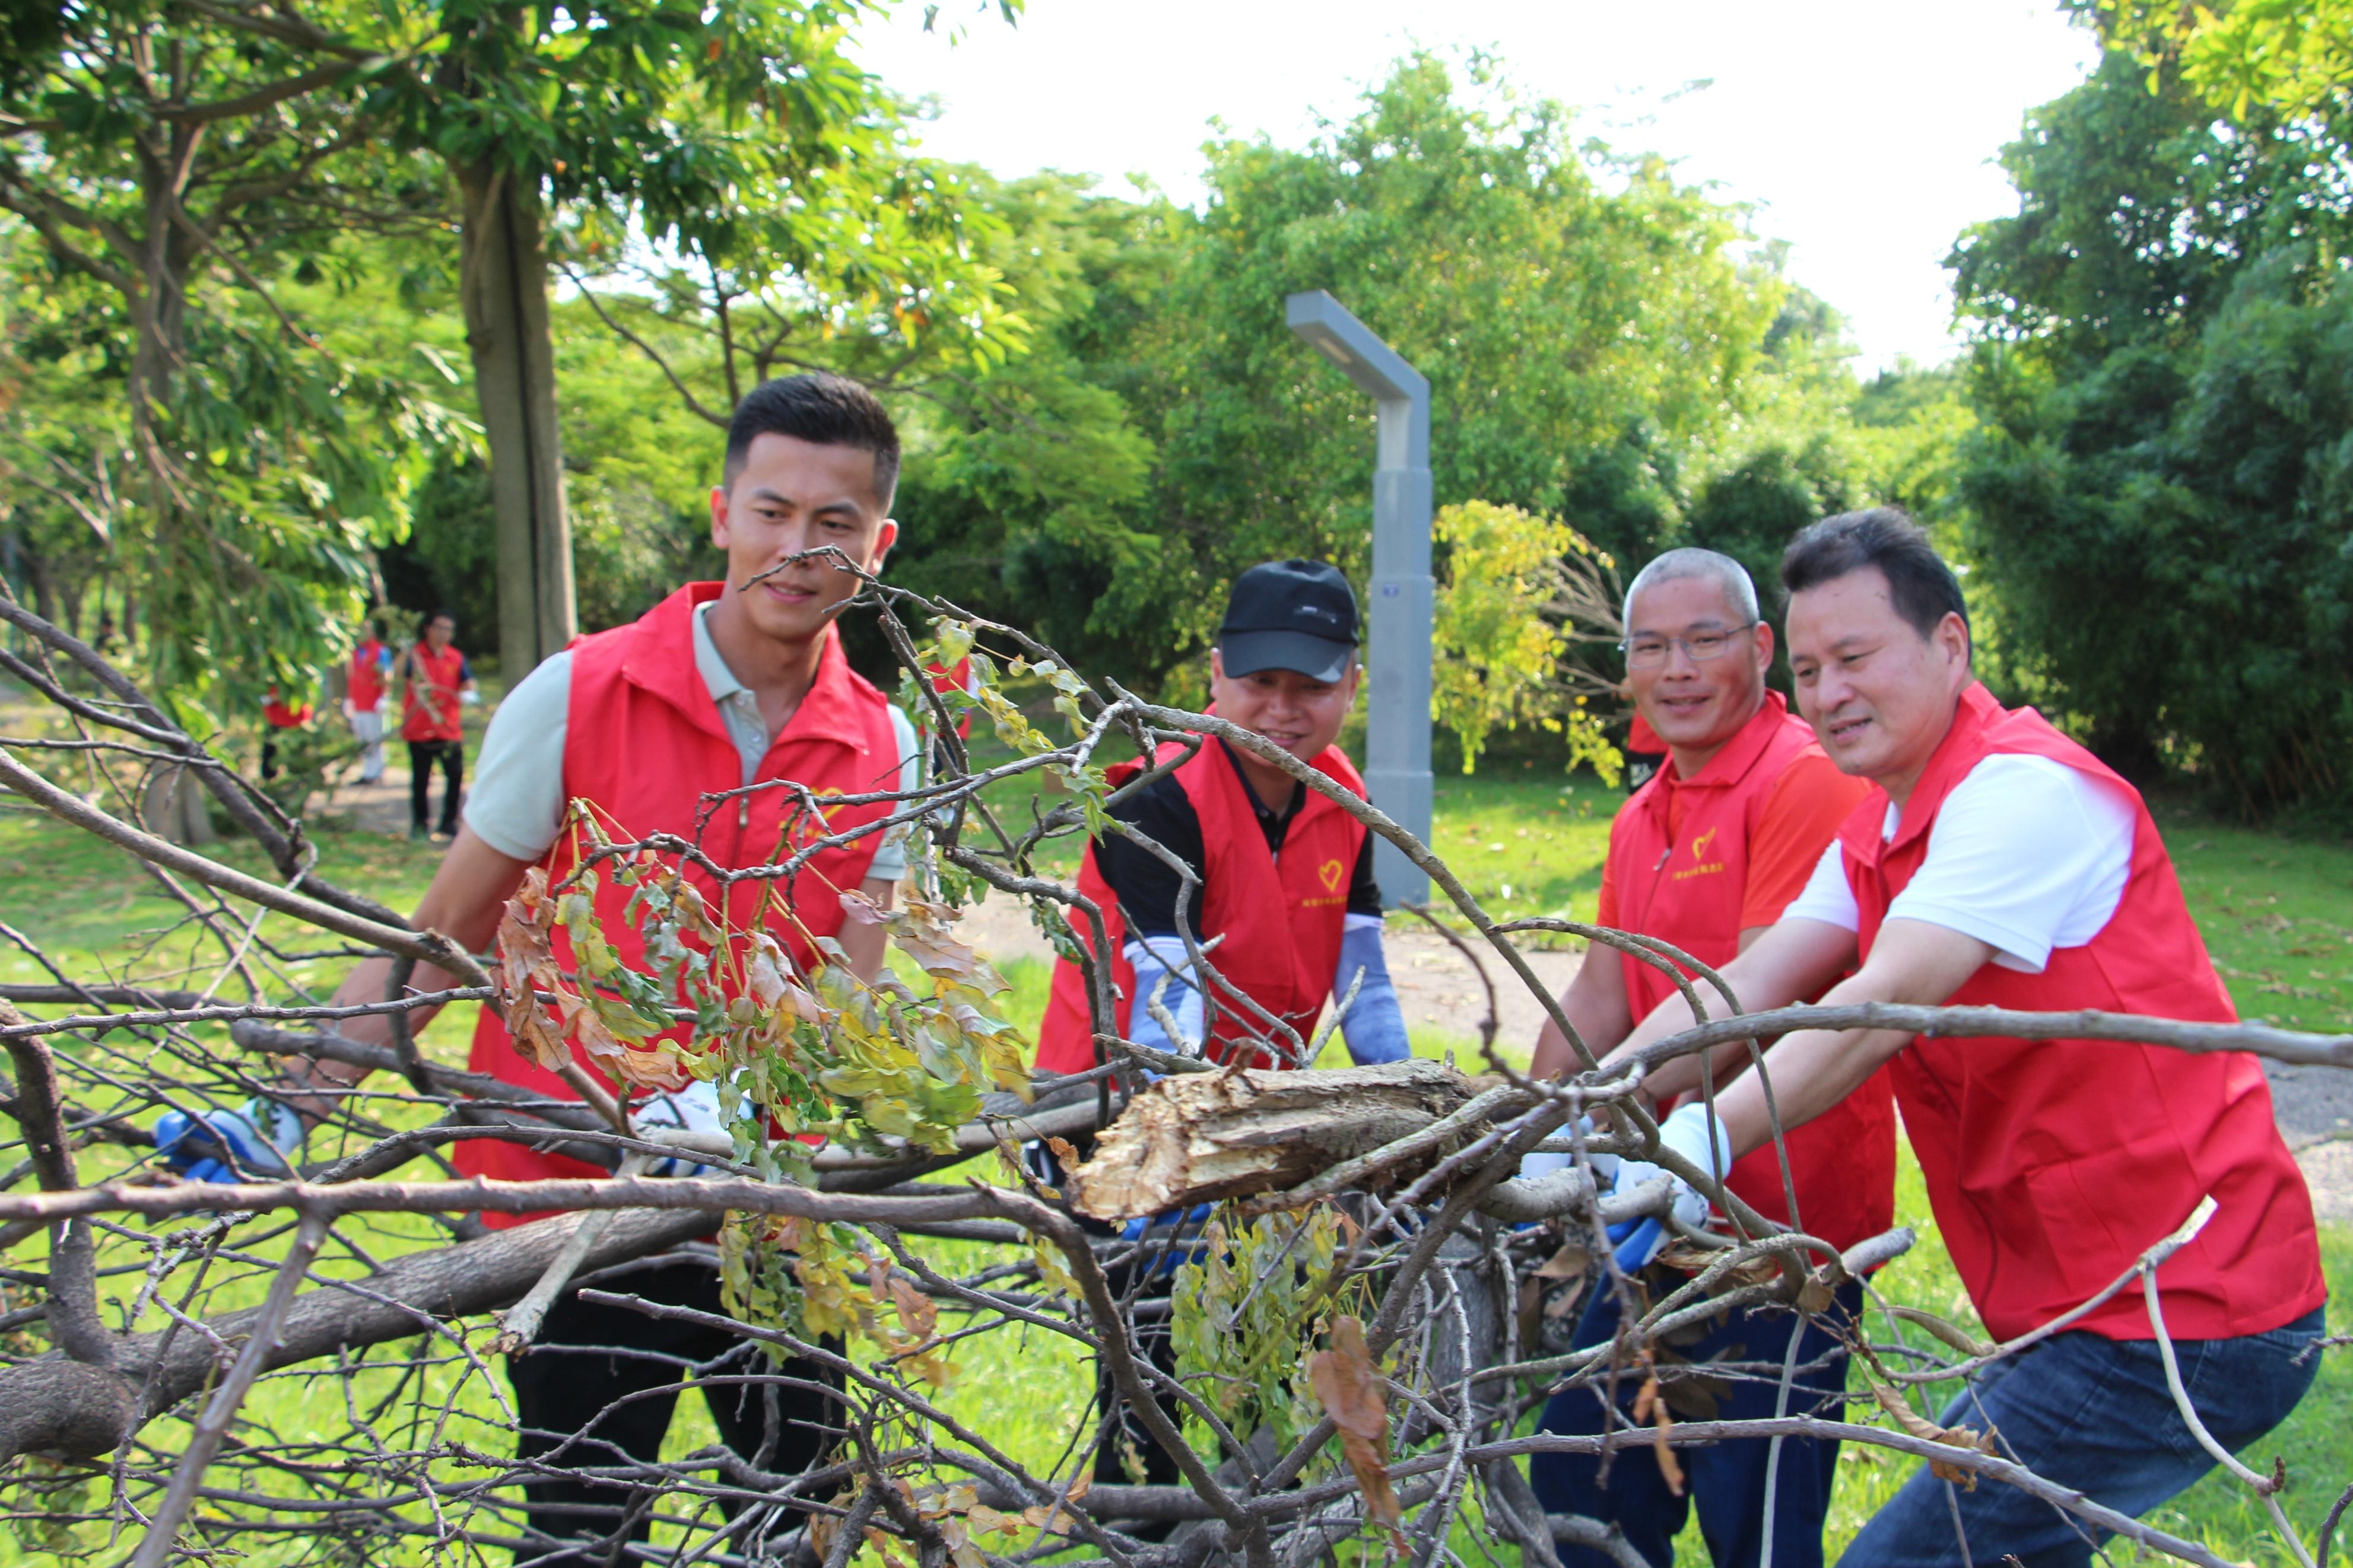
[1604,1102,1734,1271]
[633,1079,728,1178]
[154,1098,305,1184]
[1124,935,1206,1062]
[1332,915,1410,1065]
[1122,1203,1218,1278]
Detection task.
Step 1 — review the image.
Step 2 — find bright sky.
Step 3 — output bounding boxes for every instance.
[854,1,2102,375]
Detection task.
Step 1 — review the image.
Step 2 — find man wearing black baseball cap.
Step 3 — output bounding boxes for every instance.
[1034,559,1410,1491]
[1037,556,1411,1072]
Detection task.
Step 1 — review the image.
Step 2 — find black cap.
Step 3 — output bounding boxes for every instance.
[1218,559,1360,682]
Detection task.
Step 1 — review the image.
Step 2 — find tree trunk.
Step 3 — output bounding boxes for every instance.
[453,159,576,677]
[138,762,216,846]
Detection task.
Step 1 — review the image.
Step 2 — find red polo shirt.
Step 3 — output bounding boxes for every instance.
[1597,692,1895,1252]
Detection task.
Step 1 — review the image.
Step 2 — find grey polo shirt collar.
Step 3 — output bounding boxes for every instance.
[692,601,774,788]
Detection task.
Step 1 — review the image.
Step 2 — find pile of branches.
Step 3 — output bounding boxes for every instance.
[0,565,2345,1568]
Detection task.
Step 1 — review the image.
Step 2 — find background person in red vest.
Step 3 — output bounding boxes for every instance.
[259,685,315,781]
[1035,557,1410,1077]
[1603,508,2326,1564]
[345,615,392,784]
[156,374,920,1564]
[1522,547,1884,1568]
[397,609,476,839]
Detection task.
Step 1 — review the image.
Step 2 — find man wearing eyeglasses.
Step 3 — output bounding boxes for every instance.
[1523,548,1888,1568]
[1588,511,2323,1565]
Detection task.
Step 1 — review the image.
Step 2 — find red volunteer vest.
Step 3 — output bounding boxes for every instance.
[348,641,388,711]
[1608,692,1896,1252]
[458,584,898,1220]
[1036,739,1368,1073]
[262,690,312,729]
[402,643,468,742]
[1844,683,2323,1340]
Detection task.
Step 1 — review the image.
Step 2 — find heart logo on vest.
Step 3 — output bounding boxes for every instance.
[1319,858,1346,894]
[1690,825,1719,862]
[786,785,847,847]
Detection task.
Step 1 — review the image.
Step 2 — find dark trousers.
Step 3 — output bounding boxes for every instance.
[504,1264,840,1566]
[408,739,462,834]
[1531,1277,1865,1568]
[1082,1214,1187,1493]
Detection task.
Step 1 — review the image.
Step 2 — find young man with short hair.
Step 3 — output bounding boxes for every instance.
[1525,547,1884,1568]
[1604,508,2326,1564]
[398,609,476,839]
[160,373,921,1564]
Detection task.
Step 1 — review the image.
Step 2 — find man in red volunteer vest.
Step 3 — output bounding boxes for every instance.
[1607,508,2326,1564]
[397,609,477,839]
[156,374,919,1565]
[1033,559,1412,1496]
[1036,558,1411,1077]
[1522,548,1885,1568]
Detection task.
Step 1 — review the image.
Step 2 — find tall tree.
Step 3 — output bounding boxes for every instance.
[0,0,456,705]
[987,55,1784,690]
[0,0,1018,686]
[407,0,986,672]
[1948,50,2353,812]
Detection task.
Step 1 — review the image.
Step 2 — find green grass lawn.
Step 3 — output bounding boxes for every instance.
[2159,797,2353,1035]
[1,732,2350,1563]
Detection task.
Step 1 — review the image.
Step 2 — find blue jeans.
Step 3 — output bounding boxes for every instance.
[1843,1305,2327,1566]
[1532,1278,1866,1568]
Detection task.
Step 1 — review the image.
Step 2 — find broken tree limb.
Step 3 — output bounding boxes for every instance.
[1068,1060,1487,1222]
[0,747,490,987]
[0,1202,722,1466]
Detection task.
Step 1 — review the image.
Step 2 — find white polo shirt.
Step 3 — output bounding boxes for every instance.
[1782,753,2138,974]
[465,602,919,876]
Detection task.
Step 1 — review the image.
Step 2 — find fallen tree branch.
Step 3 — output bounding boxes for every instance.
[0,746,489,987]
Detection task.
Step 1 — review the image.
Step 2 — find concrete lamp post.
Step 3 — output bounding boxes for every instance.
[1285,290,1434,908]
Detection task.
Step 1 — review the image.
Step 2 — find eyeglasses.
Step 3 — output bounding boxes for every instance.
[1619,623,1758,669]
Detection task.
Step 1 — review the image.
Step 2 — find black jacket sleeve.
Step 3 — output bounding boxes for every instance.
[1093,773,1208,940]
[1345,829,1384,917]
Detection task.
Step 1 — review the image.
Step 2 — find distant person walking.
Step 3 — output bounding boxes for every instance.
[345,618,393,784]
[399,610,475,839]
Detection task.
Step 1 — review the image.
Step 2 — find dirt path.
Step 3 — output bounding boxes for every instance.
[952,894,1581,1065]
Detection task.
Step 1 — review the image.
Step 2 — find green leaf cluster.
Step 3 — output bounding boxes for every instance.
[1168,1206,1352,1459]
[1430,500,1621,781]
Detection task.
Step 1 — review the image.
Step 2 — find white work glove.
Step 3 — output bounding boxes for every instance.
[1606,1102,1735,1270]
[633,1078,728,1178]
[459,689,482,707]
[1516,1114,1618,1184]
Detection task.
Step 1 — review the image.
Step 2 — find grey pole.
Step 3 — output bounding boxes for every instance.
[1285,290,1433,908]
